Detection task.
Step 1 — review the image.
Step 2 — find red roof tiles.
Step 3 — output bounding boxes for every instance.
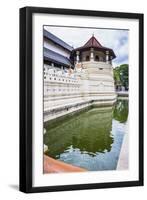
[83,35,102,48]
[72,35,116,59]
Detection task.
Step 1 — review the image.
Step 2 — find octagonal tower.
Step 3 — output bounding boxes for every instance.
[71,35,117,103]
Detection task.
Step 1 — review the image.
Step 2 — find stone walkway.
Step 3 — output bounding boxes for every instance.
[117,132,129,170]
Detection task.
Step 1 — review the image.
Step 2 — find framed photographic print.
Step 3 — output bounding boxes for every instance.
[19,7,144,193]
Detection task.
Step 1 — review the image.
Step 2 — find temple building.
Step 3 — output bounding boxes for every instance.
[43,29,73,80]
[72,34,115,64]
[43,29,117,122]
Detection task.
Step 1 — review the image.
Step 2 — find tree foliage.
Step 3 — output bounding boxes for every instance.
[113,64,128,90]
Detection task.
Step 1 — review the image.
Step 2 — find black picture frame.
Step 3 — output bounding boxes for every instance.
[19,6,144,193]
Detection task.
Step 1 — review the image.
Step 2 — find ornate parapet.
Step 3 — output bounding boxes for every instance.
[44,61,116,122]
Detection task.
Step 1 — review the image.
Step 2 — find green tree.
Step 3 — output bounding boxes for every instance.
[119,64,128,90]
[113,67,121,87]
[113,64,128,90]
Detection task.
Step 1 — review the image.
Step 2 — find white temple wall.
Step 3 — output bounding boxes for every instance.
[43,61,116,122]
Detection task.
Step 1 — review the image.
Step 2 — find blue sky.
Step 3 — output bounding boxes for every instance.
[45,26,129,67]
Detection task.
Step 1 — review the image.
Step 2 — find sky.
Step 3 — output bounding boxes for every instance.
[44,26,129,67]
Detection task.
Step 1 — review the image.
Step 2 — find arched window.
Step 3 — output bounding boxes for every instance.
[95,55,99,61]
[86,55,89,61]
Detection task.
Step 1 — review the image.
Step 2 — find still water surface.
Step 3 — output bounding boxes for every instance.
[44,99,128,171]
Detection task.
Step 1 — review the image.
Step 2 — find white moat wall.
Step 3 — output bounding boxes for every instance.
[44,61,117,122]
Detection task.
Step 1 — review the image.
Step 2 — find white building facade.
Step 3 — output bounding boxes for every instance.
[43,30,117,122]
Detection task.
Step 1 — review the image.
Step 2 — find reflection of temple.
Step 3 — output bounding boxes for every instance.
[44,29,117,122]
[44,107,113,158]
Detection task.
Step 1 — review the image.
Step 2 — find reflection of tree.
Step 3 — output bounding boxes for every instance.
[44,107,114,158]
[113,99,128,123]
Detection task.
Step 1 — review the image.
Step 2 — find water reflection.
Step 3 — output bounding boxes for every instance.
[44,99,128,171]
[113,99,128,123]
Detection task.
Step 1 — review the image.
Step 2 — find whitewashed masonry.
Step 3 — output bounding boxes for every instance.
[43,29,117,122]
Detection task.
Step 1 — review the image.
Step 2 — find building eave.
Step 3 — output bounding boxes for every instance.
[43,29,73,52]
[44,47,73,68]
[72,46,116,59]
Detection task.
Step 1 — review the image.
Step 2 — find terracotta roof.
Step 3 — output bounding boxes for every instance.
[83,35,102,48]
[72,35,116,59]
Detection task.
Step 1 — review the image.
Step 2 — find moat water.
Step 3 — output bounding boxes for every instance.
[44,99,128,171]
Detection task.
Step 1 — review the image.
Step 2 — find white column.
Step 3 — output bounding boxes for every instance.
[106,50,109,64]
[76,51,80,63]
[90,48,94,61]
[110,56,113,65]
